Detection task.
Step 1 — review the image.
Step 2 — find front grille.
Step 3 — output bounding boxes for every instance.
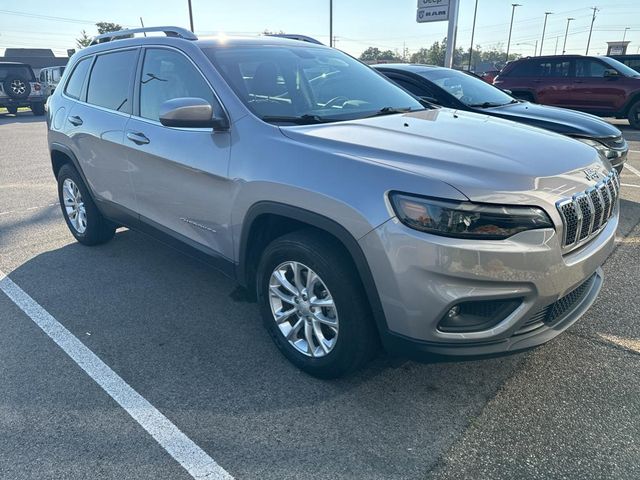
[557,170,619,250]
[514,274,596,336]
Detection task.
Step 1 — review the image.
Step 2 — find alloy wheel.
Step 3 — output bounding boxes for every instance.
[268,261,339,357]
[62,178,87,234]
[11,79,26,95]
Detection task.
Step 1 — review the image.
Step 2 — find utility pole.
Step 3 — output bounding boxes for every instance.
[329,0,333,47]
[539,12,552,56]
[562,17,574,55]
[585,7,598,55]
[187,0,194,32]
[444,0,460,68]
[554,35,559,55]
[468,0,479,71]
[505,3,522,63]
[623,27,630,43]
[534,39,538,56]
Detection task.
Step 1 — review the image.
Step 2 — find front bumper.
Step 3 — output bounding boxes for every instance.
[359,208,617,357]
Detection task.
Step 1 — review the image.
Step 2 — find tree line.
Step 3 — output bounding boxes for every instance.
[358,38,522,71]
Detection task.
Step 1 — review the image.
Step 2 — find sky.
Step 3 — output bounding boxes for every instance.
[0,0,639,59]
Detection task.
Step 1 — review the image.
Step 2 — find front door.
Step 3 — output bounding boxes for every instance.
[124,47,234,259]
[568,58,627,113]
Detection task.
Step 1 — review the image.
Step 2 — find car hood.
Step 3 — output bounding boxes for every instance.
[279,108,611,207]
[481,101,622,139]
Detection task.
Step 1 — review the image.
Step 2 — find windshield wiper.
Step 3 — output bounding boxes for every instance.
[364,106,420,118]
[261,114,334,125]
[468,102,506,108]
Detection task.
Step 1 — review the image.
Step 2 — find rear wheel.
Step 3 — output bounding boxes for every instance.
[5,106,17,115]
[256,230,378,378]
[57,164,115,245]
[628,100,640,130]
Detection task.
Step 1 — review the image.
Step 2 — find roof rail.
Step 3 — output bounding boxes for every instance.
[266,34,324,45]
[90,26,197,46]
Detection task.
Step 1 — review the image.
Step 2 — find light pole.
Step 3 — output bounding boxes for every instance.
[539,12,552,56]
[329,0,333,47]
[187,0,194,32]
[468,0,479,71]
[505,3,522,63]
[585,7,598,55]
[622,27,630,43]
[562,17,574,55]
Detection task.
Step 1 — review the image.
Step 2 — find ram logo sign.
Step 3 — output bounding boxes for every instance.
[417,0,449,23]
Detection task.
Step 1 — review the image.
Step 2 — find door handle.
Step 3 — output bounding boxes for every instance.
[126,131,150,145]
[68,115,83,126]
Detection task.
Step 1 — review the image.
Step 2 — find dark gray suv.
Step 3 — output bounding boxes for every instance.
[47,27,619,377]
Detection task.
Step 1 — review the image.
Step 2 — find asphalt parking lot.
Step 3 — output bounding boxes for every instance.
[1,112,640,480]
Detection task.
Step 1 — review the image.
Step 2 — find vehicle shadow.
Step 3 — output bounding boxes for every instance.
[5,226,525,479]
[0,111,45,125]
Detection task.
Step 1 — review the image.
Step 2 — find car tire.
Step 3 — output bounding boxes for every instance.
[31,103,45,116]
[628,100,640,130]
[256,230,378,378]
[6,106,18,115]
[57,163,116,246]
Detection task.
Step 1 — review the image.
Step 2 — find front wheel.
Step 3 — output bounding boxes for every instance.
[257,230,378,378]
[31,102,45,116]
[57,164,116,245]
[5,106,18,115]
[628,100,640,130]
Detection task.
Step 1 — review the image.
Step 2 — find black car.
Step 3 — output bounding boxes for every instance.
[374,64,627,172]
[609,54,640,73]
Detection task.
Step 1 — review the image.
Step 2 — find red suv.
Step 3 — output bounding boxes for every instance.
[494,55,640,129]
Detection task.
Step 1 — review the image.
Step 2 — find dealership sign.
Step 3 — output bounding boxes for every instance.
[416,0,449,23]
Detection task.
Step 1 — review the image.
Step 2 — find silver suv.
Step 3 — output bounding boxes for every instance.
[47,27,619,378]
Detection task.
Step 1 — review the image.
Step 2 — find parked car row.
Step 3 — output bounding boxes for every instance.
[47,27,622,377]
[374,63,627,172]
[494,55,640,130]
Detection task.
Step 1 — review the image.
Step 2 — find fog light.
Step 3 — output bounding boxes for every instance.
[447,306,460,318]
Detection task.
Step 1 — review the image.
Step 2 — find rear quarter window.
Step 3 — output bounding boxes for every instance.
[64,57,92,100]
[86,49,138,113]
[0,65,35,81]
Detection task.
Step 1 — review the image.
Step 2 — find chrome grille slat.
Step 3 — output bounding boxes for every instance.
[556,170,619,251]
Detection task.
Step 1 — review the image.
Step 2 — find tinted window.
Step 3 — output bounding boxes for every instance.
[139,48,215,121]
[507,59,570,77]
[206,46,422,123]
[64,58,92,100]
[600,56,640,77]
[86,50,137,113]
[392,77,427,97]
[0,65,35,81]
[575,59,608,77]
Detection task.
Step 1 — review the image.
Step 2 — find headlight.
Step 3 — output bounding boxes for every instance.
[576,138,618,160]
[389,193,554,240]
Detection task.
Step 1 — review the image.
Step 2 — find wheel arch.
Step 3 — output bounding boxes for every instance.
[238,202,390,338]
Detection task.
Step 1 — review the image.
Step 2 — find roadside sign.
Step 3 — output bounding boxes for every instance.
[417,0,450,23]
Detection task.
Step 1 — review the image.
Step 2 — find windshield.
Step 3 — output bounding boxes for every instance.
[419,68,515,107]
[0,64,35,81]
[600,56,640,77]
[204,45,423,124]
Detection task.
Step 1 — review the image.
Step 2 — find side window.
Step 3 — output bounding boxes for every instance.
[86,49,137,113]
[537,60,570,77]
[575,59,608,77]
[139,48,215,122]
[392,77,427,97]
[39,70,46,82]
[64,58,92,100]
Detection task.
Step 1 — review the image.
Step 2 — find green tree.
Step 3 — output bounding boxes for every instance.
[76,30,92,49]
[359,47,402,64]
[95,22,124,34]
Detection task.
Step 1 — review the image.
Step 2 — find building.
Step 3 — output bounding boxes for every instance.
[0,48,70,76]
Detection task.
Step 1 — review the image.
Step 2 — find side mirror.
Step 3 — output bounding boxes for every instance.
[603,69,620,78]
[159,97,229,130]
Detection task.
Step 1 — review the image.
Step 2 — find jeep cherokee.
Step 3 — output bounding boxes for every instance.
[47,27,620,378]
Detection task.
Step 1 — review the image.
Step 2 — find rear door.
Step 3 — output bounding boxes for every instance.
[569,58,627,113]
[63,48,139,212]
[530,58,573,107]
[124,46,233,259]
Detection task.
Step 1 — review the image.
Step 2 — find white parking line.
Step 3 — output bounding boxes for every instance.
[0,202,59,216]
[625,163,640,179]
[621,183,640,188]
[0,269,233,480]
